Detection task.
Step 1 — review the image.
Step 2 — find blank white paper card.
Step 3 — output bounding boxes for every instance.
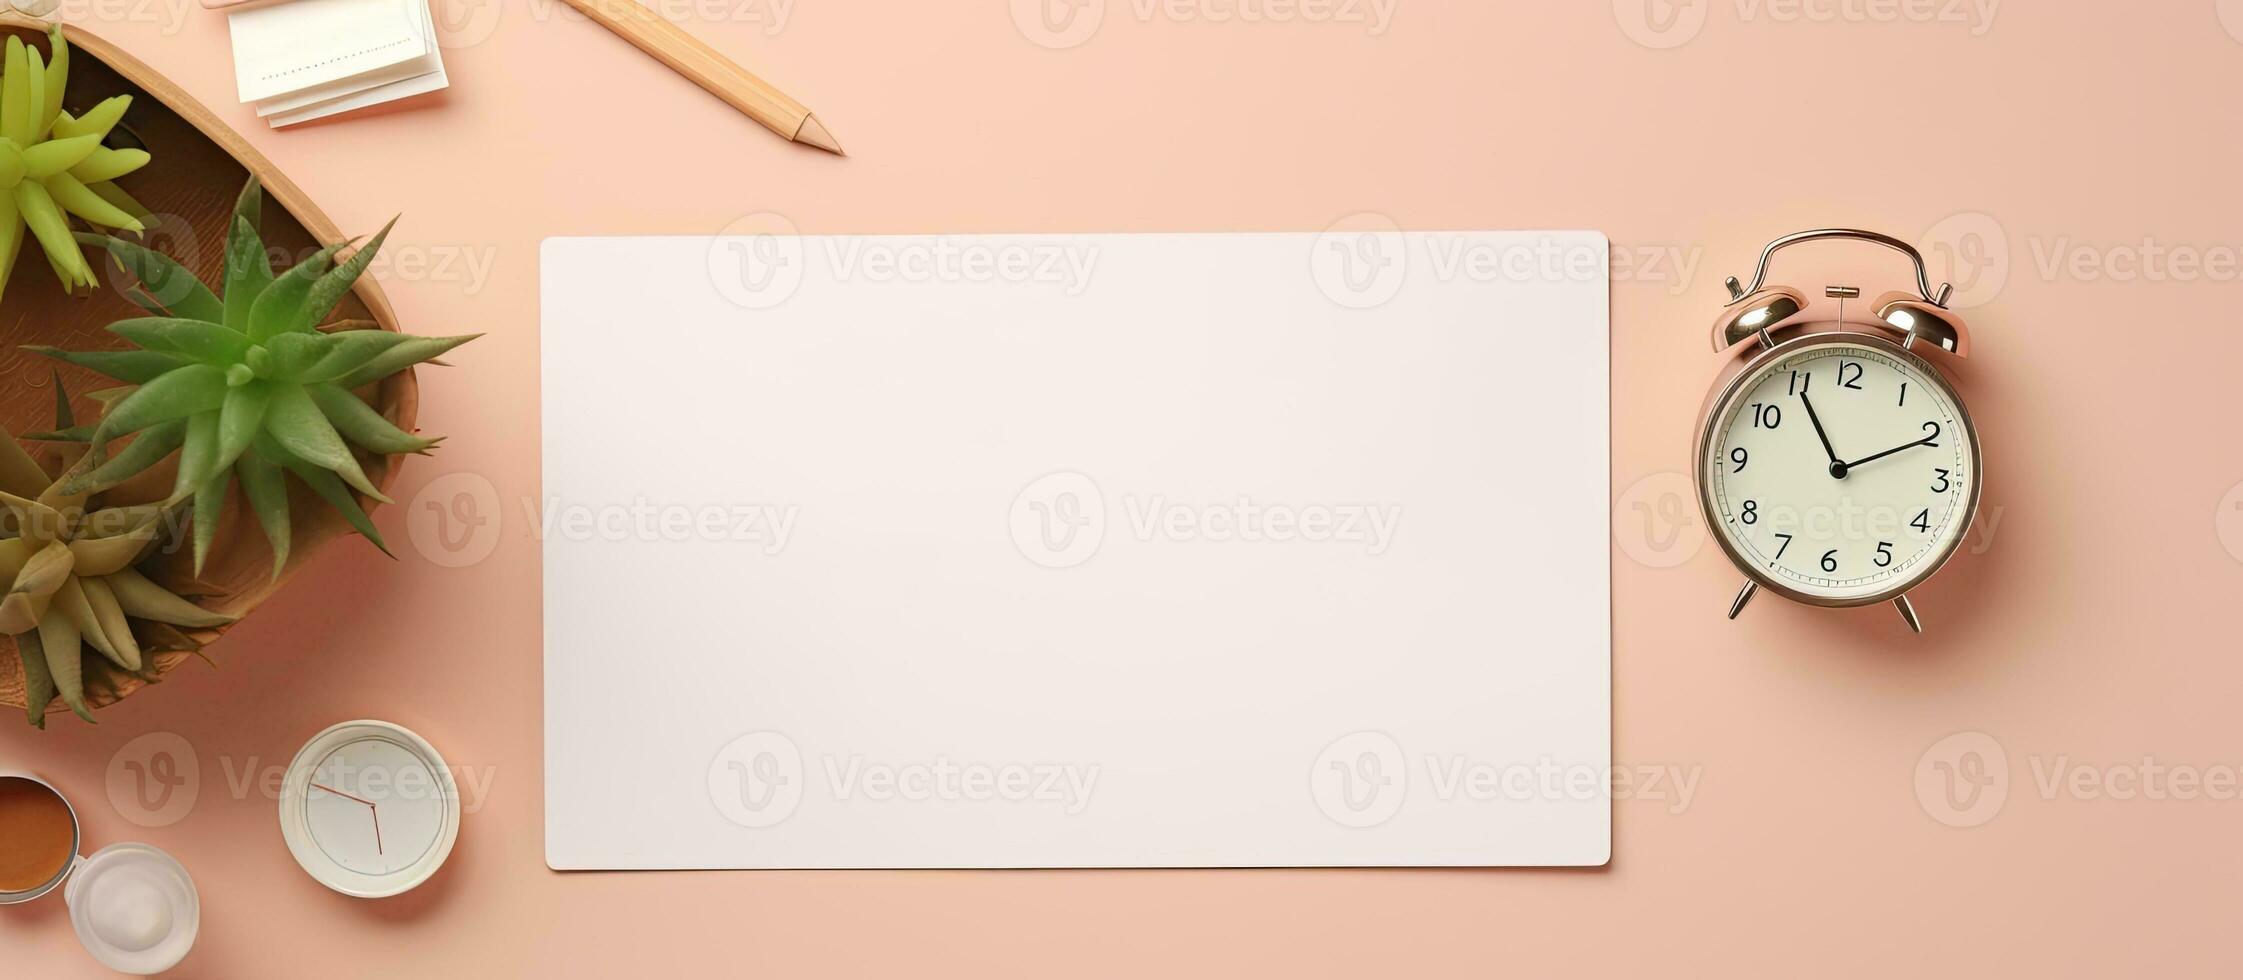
[541,230,1610,869]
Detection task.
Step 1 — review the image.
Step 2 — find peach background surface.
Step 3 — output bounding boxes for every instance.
[6,0,2243,975]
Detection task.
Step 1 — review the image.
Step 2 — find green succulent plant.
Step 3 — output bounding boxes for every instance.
[28,176,476,576]
[3,379,230,727]
[0,26,153,304]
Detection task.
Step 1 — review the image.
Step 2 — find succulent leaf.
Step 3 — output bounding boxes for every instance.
[77,576,140,671]
[217,383,271,467]
[336,334,481,389]
[265,383,385,501]
[53,576,120,667]
[32,471,85,517]
[0,537,32,579]
[105,567,234,629]
[297,329,416,383]
[0,489,66,546]
[69,146,147,184]
[190,471,225,573]
[38,27,64,132]
[82,180,146,224]
[24,345,191,384]
[248,242,341,342]
[45,170,142,232]
[3,36,29,146]
[14,180,90,287]
[168,410,221,504]
[308,384,436,454]
[20,132,98,178]
[14,535,71,583]
[72,233,223,323]
[22,46,40,140]
[15,627,53,727]
[0,540,71,634]
[48,95,126,140]
[235,447,290,577]
[264,332,336,380]
[66,510,160,577]
[85,386,133,407]
[34,609,93,723]
[136,622,206,662]
[263,435,390,556]
[107,317,252,366]
[302,219,393,332]
[49,371,71,429]
[58,419,185,496]
[0,588,47,636]
[222,214,272,331]
[91,363,229,449]
[232,174,261,227]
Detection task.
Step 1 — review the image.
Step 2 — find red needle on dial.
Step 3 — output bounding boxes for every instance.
[312,782,383,855]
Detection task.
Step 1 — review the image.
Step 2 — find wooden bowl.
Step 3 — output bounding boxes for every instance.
[0,17,416,716]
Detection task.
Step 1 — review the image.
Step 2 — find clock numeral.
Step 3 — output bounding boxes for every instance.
[1898,381,1908,407]
[1749,403,1782,429]
[1740,500,1758,525]
[1874,541,1893,567]
[1819,549,1838,573]
[1838,360,1864,390]
[1787,371,1811,395]
[1771,532,1792,559]
[1730,447,1748,473]
[1931,468,1952,493]
[1910,508,1930,532]
[1921,420,1940,447]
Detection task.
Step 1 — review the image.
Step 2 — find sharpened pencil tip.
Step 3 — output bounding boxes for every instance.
[794,114,844,155]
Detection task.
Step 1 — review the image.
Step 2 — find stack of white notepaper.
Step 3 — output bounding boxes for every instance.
[228,0,449,128]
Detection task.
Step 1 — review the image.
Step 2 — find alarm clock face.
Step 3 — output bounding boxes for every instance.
[280,722,460,898]
[1701,335,1980,605]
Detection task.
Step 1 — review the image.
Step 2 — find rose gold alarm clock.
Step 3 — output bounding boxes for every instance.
[1694,229,1983,633]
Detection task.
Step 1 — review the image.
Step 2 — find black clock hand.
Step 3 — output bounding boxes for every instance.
[1798,391,1843,477]
[1841,429,1940,472]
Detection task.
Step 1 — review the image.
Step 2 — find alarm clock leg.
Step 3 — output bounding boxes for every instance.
[1893,595,1923,633]
[1726,581,1757,620]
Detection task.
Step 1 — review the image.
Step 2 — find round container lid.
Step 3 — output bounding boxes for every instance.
[64,843,198,976]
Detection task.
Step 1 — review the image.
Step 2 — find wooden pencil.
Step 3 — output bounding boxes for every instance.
[555,0,843,155]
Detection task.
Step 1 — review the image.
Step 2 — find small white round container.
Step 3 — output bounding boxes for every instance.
[65,843,200,975]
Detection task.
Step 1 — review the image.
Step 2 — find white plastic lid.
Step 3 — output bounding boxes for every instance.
[63,843,199,976]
